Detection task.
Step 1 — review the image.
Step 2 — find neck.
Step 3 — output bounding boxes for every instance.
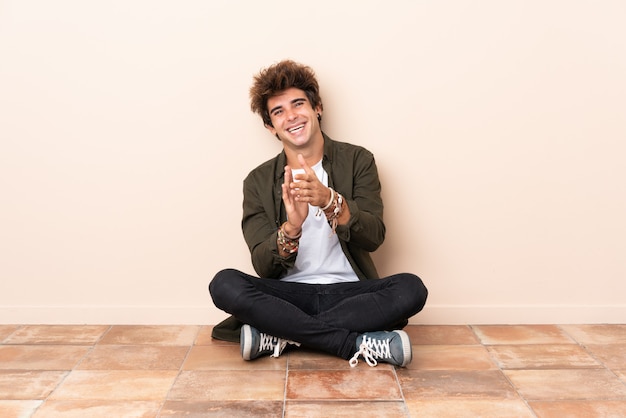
[284,133,324,168]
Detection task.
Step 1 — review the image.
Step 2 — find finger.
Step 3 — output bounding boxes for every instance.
[297,154,308,169]
[283,167,296,204]
[282,183,292,207]
[297,154,317,178]
[290,188,303,203]
[286,166,302,193]
[284,165,293,185]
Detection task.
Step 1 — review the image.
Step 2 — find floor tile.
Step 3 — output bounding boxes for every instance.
[287,348,363,370]
[472,325,575,345]
[161,400,283,417]
[581,344,626,371]
[0,345,90,370]
[168,370,285,401]
[285,401,408,417]
[505,369,626,400]
[286,369,402,400]
[32,400,162,418]
[398,370,518,400]
[77,345,189,370]
[409,345,497,371]
[0,400,43,418]
[405,399,535,417]
[2,323,625,415]
[194,326,239,346]
[0,371,67,400]
[49,370,178,400]
[0,326,20,342]
[529,400,626,418]
[487,344,601,369]
[405,325,479,345]
[99,325,199,346]
[4,325,109,345]
[183,345,287,370]
[561,324,626,344]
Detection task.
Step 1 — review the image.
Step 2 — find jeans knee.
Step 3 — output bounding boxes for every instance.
[208,269,227,296]
[410,274,428,306]
[208,268,243,310]
[395,273,428,313]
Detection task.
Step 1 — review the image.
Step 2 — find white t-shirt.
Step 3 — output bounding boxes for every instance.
[281,160,359,284]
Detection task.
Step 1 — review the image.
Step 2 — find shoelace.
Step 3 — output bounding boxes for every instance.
[259,333,301,358]
[271,338,301,358]
[349,336,392,368]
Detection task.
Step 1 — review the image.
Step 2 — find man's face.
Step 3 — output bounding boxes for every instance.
[266,87,322,149]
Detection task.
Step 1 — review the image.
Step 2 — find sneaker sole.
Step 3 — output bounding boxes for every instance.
[395,329,412,367]
[241,324,253,360]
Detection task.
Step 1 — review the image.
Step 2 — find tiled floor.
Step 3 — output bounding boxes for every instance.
[1,324,626,417]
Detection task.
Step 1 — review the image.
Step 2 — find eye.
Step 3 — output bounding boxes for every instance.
[272,109,283,116]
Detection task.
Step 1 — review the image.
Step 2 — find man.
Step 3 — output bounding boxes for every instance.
[209,60,427,367]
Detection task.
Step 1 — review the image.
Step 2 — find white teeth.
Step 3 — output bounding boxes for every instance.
[288,125,304,133]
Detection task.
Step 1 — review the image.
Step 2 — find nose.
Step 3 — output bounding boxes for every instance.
[285,107,297,121]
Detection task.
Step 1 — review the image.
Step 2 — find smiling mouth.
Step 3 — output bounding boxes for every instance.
[287,124,305,134]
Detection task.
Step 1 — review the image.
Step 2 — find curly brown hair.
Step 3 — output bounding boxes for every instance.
[249,60,323,127]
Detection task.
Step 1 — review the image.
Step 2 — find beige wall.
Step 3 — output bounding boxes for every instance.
[1,1,624,325]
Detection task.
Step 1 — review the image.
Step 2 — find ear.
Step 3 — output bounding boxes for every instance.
[265,123,277,136]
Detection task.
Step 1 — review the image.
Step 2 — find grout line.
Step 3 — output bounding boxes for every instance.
[391,363,411,417]
[94,324,114,345]
[558,324,626,391]
[156,325,204,417]
[0,325,24,344]
[30,326,111,418]
[283,353,290,418]
[72,325,113,370]
[469,324,540,418]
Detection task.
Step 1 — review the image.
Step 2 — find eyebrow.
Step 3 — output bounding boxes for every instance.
[269,97,307,115]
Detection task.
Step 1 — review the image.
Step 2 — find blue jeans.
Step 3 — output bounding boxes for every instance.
[209,269,428,359]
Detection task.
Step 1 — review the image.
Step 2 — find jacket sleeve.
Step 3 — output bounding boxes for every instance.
[241,169,294,279]
[334,147,386,252]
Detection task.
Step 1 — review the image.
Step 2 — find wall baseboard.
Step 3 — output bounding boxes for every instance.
[413,304,626,325]
[0,305,217,325]
[1,304,624,325]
